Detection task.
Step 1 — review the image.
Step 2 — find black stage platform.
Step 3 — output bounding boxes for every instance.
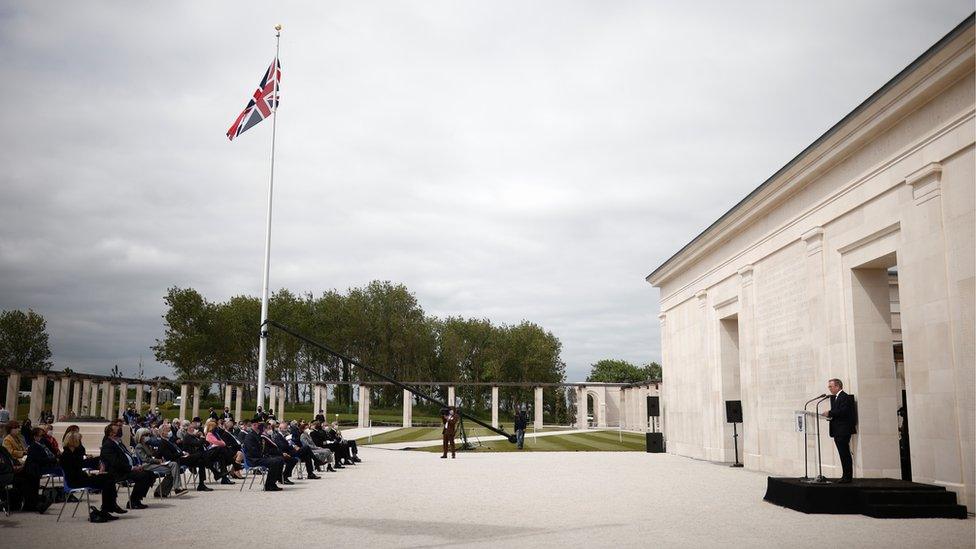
[764,477,969,519]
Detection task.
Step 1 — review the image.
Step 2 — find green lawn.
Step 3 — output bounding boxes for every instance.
[413,429,648,452]
[359,425,571,445]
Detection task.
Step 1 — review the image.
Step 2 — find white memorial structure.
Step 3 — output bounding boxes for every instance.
[647,17,974,510]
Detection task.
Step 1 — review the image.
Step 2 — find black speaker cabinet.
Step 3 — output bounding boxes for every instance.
[647,396,660,417]
[725,400,743,423]
[646,432,664,453]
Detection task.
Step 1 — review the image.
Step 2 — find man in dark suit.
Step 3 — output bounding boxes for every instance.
[272,422,319,482]
[242,422,284,491]
[822,378,857,483]
[100,423,155,508]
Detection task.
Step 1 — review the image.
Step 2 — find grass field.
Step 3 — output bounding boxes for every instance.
[359,425,573,445]
[413,429,648,452]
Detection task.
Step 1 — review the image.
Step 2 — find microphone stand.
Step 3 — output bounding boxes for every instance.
[801,394,825,480]
[813,395,830,483]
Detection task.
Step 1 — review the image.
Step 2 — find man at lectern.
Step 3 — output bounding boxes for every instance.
[821,378,856,483]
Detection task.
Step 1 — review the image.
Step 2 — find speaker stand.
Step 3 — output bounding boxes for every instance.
[730,422,743,468]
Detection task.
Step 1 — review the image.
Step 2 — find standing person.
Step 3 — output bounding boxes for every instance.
[314,409,326,424]
[513,406,528,450]
[821,378,857,483]
[440,407,459,459]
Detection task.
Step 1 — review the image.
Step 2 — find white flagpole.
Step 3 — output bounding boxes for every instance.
[256,24,282,413]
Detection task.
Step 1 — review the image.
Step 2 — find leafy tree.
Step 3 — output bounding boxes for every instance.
[0,309,53,373]
[151,287,218,383]
[586,359,645,383]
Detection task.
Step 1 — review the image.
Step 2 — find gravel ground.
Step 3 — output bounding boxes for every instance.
[3,448,972,548]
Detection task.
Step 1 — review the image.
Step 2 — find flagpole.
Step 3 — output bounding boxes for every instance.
[256,23,282,413]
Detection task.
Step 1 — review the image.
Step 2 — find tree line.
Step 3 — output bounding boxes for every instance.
[151,281,568,418]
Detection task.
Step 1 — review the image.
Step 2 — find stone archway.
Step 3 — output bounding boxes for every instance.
[576,386,607,429]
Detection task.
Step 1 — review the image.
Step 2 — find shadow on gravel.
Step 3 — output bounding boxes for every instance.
[310,517,624,547]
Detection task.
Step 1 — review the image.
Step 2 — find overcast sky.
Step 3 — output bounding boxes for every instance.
[0,1,971,382]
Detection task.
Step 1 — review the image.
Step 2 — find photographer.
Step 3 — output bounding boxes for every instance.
[441,406,459,459]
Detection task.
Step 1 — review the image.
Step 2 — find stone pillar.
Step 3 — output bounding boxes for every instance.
[4,372,20,421]
[447,385,455,407]
[224,384,232,411]
[268,384,277,416]
[100,382,113,420]
[491,386,499,428]
[28,375,46,422]
[357,385,370,428]
[149,385,159,412]
[118,382,128,418]
[277,385,285,421]
[533,387,543,429]
[619,388,628,429]
[50,378,62,421]
[135,383,144,412]
[83,378,94,417]
[312,385,322,417]
[71,380,81,416]
[736,265,760,467]
[179,384,188,421]
[56,378,70,419]
[234,385,243,422]
[402,388,413,428]
[191,385,201,420]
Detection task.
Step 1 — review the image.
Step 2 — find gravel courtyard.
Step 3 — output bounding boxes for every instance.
[3,447,973,548]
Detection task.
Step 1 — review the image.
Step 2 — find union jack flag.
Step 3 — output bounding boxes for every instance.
[226,58,281,141]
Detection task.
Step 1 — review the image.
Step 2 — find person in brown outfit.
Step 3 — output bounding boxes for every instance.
[441,407,459,459]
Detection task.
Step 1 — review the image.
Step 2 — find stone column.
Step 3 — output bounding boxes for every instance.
[149,385,159,412]
[81,378,92,416]
[71,380,81,416]
[268,384,277,416]
[736,265,760,468]
[402,388,413,427]
[491,386,499,428]
[234,385,243,422]
[447,385,455,406]
[357,385,370,428]
[28,374,46,422]
[312,384,322,417]
[533,387,543,429]
[277,385,285,421]
[191,385,201,420]
[56,378,69,419]
[50,378,62,421]
[179,384,188,421]
[574,386,584,429]
[4,372,20,421]
[135,383,144,412]
[118,382,128,418]
[619,388,628,429]
[103,382,115,420]
[224,384,232,411]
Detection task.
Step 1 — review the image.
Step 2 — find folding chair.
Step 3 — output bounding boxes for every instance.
[56,479,99,522]
[239,451,268,492]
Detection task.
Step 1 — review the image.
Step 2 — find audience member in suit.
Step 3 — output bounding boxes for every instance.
[310,422,347,468]
[179,424,233,488]
[299,424,335,472]
[99,423,155,509]
[156,427,210,491]
[22,427,59,512]
[208,408,219,421]
[242,422,284,491]
[213,420,244,478]
[822,378,857,483]
[327,423,360,463]
[221,408,234,421]
[60,430,122,520]
[314,410,326,424]
[272,421,319,481]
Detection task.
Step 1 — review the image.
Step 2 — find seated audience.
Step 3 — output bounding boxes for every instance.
[271,421,319,482]
[100,423,155,509]
[3,420,26,464]
[133,428,184,497]
[299,422,335,472]
[60,430,123,520]
[24,427,59,513]
[242,421,284,491]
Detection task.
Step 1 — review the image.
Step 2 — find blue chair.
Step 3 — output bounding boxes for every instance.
[239,450,267,492]
[56,478,100,522]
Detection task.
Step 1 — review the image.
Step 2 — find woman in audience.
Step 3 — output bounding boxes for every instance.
[60,430,123,520]
[133,428,184,497]
[39,423,61,455]
[2,420,26,464]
